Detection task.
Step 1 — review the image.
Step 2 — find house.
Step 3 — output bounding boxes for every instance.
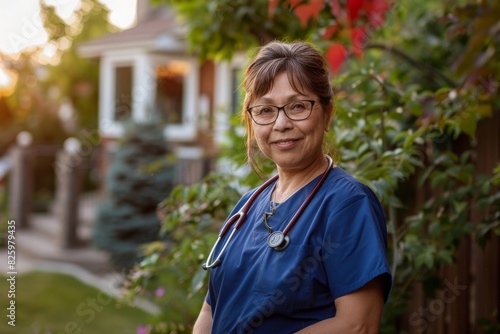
[78,0,246,184]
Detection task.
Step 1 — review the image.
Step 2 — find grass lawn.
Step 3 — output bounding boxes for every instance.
[0,271,154,334]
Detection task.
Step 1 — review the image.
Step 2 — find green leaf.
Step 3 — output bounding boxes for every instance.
[430,171,448,188]
[475,104,493,117]
[191,266,208,294]
[408,100,423,116]
[437,249,454,265]
[455,109,477,138]
[140,253,160,267]
[429,221,441,237]
[415,251,435,270]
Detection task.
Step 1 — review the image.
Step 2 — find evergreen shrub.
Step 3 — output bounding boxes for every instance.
[94,121,176,269]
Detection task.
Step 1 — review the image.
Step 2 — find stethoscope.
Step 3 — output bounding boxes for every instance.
[202,155,333,270]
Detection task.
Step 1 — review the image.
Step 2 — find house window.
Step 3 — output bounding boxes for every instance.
[155,60,190,124]
[114,66,133,121]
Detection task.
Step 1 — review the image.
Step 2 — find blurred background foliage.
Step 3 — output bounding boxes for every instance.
[1,0,117,152]
[0,0,118,210]
[123,0,500,333]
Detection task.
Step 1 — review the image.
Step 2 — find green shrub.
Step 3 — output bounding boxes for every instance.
[93,121,176,269]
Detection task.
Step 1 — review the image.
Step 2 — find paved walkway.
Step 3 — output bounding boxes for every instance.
[1,193,160,315]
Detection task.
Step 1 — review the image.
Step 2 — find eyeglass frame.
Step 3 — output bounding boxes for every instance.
[246,99,316,125]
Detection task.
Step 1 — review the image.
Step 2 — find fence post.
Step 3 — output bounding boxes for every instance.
[174,146,205,185]
[8,131,33,228]
[55,138,83,248]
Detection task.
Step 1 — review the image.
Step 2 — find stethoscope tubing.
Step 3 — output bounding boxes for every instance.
[203,174,279,269]
[282,156,332,235]
[218,174,279,238]
[203,156,333,270]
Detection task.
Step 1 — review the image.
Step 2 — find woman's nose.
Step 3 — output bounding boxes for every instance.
[273,109,292,130]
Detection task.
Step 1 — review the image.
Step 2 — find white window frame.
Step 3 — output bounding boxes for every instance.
[214,53,247,145]
[99,53,138,138]
[152,55,198,141]
[98,50,198,142]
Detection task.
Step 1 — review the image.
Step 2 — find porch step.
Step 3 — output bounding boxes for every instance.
[13,192,111,275]
[28,213,63,241]
[28,213,93,246]
[16,226,111,275]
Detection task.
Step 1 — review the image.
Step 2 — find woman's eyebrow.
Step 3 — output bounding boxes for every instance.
[254,94,308,105]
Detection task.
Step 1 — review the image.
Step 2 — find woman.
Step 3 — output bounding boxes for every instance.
[194,41,392,333]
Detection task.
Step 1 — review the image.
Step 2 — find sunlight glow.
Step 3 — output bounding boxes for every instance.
[36,41,62,65]
[0,65,18,96]
[0,0,137,55]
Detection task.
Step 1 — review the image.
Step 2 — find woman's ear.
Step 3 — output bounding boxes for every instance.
[324,108,334,131]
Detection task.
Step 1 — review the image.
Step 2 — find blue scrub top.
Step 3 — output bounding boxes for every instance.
[206,167,392,334]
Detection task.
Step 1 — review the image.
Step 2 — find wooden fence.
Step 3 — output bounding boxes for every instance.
[401,113,500,333]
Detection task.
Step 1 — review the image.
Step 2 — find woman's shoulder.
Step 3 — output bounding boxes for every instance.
[321,167,387,225]
[326,167,373,194]
[323,166,382,208]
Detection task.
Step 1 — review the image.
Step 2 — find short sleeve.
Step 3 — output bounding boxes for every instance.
[323,194,392,302]
[205,292,211,306]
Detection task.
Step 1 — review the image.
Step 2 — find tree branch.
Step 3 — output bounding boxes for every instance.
[365,43,458,88]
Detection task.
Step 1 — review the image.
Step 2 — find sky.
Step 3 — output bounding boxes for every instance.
[0,0,137,55]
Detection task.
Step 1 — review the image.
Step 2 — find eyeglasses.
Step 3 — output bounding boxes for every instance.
[247,100,316,125]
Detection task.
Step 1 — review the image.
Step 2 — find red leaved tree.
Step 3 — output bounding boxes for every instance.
[269,0,393,72]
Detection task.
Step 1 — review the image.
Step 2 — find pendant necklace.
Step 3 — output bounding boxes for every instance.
[263,187,278,234]
[261,155,334,251]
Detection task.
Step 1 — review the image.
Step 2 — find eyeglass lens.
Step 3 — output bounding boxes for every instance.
[248,100,314,124]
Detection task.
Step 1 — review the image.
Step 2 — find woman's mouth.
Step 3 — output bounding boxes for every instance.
[273,139,298,149]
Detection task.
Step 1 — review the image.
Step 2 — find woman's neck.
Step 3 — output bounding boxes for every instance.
[273,154,330,203]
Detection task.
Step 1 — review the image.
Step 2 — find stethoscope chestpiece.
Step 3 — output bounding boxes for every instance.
[267,231,290,251]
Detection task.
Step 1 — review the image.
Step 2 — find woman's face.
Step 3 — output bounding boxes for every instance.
[251,71,331,172]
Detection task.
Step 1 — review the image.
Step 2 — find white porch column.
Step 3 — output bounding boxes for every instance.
[214,61,232,146]
[133,54,157,122]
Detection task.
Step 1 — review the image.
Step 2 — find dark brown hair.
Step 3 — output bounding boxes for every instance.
[241,41,334,172]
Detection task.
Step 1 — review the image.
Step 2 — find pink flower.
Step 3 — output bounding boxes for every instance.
[155,287,165,297]
[136,325,150,334]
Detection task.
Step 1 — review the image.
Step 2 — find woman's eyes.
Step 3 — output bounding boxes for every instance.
[289,102,306,111]
[259,107,274,114]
